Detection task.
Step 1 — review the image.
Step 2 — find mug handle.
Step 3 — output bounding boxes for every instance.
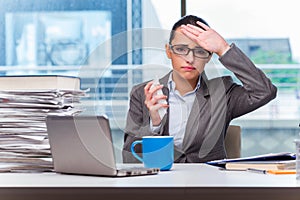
[130,140,143,163]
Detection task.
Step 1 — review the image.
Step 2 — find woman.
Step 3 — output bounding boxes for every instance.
[122,15,277,163]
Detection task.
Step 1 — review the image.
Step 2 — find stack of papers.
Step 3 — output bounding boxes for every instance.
[0,89,88,172]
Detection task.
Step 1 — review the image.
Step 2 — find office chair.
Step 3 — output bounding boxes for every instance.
[225,125,241,158]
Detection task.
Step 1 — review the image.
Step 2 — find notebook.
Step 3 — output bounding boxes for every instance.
[46,115,159,177]
[206,152,296,169]
[225,160,296,171]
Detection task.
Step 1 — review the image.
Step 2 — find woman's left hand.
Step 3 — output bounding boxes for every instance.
[180,21,230,57]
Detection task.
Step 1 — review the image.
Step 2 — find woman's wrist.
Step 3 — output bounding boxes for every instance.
[217,43,231,57]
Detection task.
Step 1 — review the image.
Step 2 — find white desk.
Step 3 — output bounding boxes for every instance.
[0,164,299,200]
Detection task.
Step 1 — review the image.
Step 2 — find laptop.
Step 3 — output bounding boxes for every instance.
[45,115,159,177]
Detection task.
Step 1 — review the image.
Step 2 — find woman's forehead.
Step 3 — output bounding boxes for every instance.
[172,30,197,46]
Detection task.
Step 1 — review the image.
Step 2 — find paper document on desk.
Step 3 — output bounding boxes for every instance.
[206,152,296,168]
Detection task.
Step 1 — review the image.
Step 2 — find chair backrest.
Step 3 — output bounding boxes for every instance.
[225,125,241,158]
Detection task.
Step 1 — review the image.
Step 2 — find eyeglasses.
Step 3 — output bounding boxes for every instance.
[169,44,212,59]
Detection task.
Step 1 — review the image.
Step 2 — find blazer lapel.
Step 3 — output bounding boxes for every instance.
[182,91,209,151]
[182,74,211,151]
[181,73,228,157]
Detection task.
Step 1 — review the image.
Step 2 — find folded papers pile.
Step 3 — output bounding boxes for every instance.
[0,89,88,172]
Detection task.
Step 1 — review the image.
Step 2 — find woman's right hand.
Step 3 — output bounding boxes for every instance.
[144,81,168,126]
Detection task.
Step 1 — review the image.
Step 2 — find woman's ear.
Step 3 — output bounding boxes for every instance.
[165,44,172,59]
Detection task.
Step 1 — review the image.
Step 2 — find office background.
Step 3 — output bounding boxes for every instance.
[0,0,299,162]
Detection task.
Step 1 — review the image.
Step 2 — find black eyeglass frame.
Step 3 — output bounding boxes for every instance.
[169,44,212,59]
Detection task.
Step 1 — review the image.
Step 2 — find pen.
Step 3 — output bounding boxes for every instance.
[247,168,267,174]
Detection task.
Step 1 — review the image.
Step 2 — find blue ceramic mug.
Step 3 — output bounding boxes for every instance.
[131,136,174,171]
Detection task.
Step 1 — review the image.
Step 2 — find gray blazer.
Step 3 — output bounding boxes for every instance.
[122,44,277,163]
